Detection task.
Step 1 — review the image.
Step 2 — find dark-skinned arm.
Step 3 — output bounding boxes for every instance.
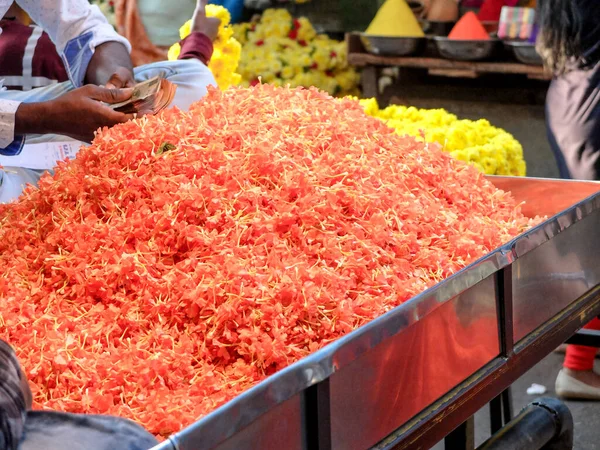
[15,86,134,142]
[85,41,135,88]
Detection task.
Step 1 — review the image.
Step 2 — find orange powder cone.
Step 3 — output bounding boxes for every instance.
[448,11,490,40]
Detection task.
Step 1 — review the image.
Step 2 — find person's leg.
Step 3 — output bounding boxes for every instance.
[133,59,216,112]
[0,80,75,104]
[556,317,600,399]
[564,343,597,371]
[0,167,47,203]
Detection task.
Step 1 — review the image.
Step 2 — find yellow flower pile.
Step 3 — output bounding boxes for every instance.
[232,9,360,96]
[168,5,242,90]
[360,98,526,176]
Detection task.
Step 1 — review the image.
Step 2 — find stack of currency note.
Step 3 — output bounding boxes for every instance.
[110,76,177,115]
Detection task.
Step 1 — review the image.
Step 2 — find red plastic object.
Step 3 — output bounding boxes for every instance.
[477,0,519,22]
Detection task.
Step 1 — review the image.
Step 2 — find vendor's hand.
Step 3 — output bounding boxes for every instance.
[85,41,135,88]
[105,66,136,89]
[191,0,221,42]
[15,85,135,143]
[47,85,134,142]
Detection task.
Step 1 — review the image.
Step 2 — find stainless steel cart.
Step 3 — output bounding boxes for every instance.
[151,176,600,450]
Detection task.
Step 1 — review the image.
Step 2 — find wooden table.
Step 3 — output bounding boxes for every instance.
[346,33,551,99]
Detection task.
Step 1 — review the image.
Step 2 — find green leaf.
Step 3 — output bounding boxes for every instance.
[157,142,176,155]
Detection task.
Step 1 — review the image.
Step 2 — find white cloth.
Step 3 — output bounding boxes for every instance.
[0,100,20,150]
[0,0,131,150]
[0,58,216,204]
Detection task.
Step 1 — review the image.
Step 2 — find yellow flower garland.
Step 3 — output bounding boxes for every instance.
[232,9,360,96]
[360,98,526,176]
[168,5,242,90]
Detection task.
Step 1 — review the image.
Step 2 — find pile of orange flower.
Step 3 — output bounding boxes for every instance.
[0,85,539,437]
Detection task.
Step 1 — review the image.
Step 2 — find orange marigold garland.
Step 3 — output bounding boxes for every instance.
[0,85,540,436]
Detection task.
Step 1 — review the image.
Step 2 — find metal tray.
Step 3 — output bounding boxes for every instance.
[360,34,426,57]
[151,176,600,450]
[505,41,544,66]
[432,36,500,61]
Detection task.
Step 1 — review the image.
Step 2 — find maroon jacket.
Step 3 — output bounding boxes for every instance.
[0,19,68,91]
[0,19,213,92]
[179,32,214,66]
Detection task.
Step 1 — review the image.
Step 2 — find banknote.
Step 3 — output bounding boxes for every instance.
[110,76,177,115]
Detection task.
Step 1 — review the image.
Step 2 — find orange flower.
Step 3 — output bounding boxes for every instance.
[0,86,540,437]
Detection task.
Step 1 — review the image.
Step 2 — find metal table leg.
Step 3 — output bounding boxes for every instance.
[489,388,513,434]
[489,395,503,434]
[361,66,381,100]
[445,416,475,450]
[501,388,512,425]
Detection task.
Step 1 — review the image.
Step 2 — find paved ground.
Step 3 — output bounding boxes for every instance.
[383,74,599,449]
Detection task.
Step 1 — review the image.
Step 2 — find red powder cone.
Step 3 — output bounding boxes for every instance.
[448,11,491,40]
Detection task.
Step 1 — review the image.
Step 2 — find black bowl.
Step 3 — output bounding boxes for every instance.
[433,36,501,61]
[361,34,427,57]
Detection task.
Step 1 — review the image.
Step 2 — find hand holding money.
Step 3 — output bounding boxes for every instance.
[16,85,135,143]
[110,76,177,116]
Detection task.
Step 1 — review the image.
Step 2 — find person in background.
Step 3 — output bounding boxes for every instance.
[115,0,197,66]
[0,0,219,204]
[0,4,68,91]
[115,0,242,66]
[537,0,600,399]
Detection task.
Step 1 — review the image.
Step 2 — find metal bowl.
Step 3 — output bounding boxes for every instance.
[360,34,426,57]
[505,41,543,65]
[432,36,500,61]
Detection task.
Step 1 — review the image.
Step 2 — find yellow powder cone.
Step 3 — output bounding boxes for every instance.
[365,0,425,37]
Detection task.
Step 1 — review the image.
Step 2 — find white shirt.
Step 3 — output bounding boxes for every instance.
[0,0,131,154]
